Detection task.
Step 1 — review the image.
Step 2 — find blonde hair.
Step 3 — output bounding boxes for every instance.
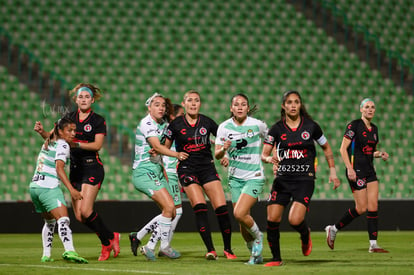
[183,89,201,102]
[69,83,103,102]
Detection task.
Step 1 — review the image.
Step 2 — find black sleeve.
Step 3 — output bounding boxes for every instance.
[95,116,107,135]
[264,124,278,146]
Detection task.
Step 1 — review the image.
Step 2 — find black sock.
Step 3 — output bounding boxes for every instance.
[367,211,378,240]
[193,204,214,252]
[267,221,282,261]
[215,205,232,251]
[85,211,113,246]
[335,208,360,230]
[290,220,310,244]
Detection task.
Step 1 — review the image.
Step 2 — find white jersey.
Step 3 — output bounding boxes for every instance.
[30,139,70,189]
[216,116,268,180]
[133,114,168,170]
[163,141,178,174]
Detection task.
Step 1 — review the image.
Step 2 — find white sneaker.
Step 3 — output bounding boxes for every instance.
[325,225,337,250]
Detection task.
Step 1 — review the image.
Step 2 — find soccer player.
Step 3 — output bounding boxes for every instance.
[130,93,188,261]
[164,90,236,260]
[34,83,120,261]
[262,90,340,266]
[215,93,267,265]
[325,98,389,253]
[30,118,88,263]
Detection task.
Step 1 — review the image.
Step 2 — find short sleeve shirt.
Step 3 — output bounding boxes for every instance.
[264,117,325,180]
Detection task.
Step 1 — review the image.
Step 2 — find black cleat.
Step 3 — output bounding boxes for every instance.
[129,232,141,256]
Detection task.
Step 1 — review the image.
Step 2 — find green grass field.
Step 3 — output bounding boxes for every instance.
[0,231,413,275]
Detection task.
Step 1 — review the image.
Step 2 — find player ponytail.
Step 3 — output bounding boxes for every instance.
[44,117,75,150]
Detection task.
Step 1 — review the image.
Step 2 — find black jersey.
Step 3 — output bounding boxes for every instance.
[165,114,218,167]
[344,119,378,175]
[264,117,325,179]
[64,110,106,161]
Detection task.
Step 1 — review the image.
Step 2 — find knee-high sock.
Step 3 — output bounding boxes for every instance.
[215,205,232,251]
[267,221,281,261]
[290,220,310,244]
[335,208,360,230]
[85,211,113,246]
[169,207,183,243]
[57,217,75,252]
[42,219,56,257]
[193,203,214,252]
[158,215,172,250]
[367,211,378,240]
[138,214,162,241]
[246,221,262,240]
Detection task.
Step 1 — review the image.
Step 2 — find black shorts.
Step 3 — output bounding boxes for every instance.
[346,169,378,192]
[177,162,220,187]
[70,157,105,191]
[267,177,314,207]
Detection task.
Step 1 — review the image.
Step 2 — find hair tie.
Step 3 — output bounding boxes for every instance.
[76,87,94,97]
[360,98,374,108]
[145,92,163,107]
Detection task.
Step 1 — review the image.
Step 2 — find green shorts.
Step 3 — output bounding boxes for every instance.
[132,167,168,198]
[166,172,182,206]
[30,186,67,213]
[228,177,265,203]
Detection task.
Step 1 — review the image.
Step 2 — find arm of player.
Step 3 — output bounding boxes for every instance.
[147,136,188,160]
[71,133,105,151]
[339,137,356,182]
[374,150,389,161]
[55,160,82,201]
[321,141,341,190]
[215,140,231,160]
[34,121,52,140]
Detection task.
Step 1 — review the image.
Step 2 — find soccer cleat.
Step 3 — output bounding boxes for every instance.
[158,247,181,259]
[112,232,121,258]
[325,225,337,250]
[98,243,112,261]
[245,255,263,265]
[369,244,389,253]
[264,260,283,267]
[129,232,141,256]
[41,256,54,262]
[140,245,156,261]
[252,232,263,257]
[62,251,88,264]
[223,249,237,259]
[301,228,312,256]
[205,251,218,260]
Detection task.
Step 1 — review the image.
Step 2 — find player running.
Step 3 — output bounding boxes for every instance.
[325,98,389,253]
[262,90,340,266]
[215,93,267,265]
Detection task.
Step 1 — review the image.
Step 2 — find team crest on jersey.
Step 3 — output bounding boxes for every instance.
[301,131,310,140]
[357,179,365,187]
[84,124,92,132]
[199,127,207,135]
[247,129,254,138]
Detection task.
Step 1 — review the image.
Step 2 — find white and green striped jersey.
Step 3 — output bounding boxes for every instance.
[133,114,168,170]
[163,140,177,174]
[30,139,70,189]
[216,116,268,180]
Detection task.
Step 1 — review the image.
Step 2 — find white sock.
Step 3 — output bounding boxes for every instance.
[42,219,56,257]
[169,207,183,243]
[333,225,338,231]
[370,240,377,247]
[158,215,172,250]
[57,217,75,252]
[147,224,160,250]
[137,214,162,240]
[247,222,262,240]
